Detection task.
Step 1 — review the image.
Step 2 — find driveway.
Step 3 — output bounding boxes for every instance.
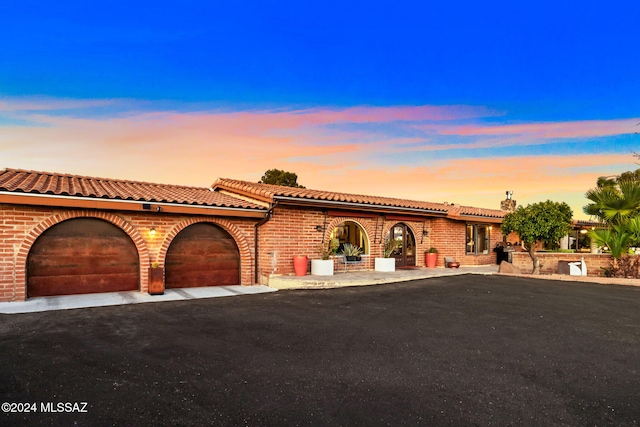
[1,275,639,426]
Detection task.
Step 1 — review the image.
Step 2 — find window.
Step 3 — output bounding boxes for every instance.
[466,224,490,255]
[331,221,369,254]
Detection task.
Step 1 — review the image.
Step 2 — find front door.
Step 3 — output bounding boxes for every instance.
[391,223,416,267]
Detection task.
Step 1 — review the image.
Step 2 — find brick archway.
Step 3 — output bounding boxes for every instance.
[16,211,151,299]
[158,217,253,286]
[384,221,420,267]
[323,217,376,255]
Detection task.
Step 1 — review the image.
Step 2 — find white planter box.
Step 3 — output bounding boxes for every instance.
[311,259,334,276]
[375,257,395,272]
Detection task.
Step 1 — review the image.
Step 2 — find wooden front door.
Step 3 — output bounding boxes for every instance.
[391,223,416,267]
[165,223,240,288]
[27,218,139,297]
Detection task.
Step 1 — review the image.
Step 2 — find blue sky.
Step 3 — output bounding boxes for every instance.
[1,1,639,218]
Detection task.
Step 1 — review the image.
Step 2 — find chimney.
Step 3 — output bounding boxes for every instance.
[500,190,516,212]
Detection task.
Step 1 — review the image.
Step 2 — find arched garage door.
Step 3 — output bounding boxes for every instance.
[27,218,139,297]
[165,223,240,288]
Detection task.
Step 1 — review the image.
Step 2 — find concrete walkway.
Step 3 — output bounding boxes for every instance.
[0,285,277,314]
[5,265,635,315]
[0,266,498,314]
[268,265,499,289]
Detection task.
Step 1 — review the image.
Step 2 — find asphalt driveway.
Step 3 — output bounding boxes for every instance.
[1,275,639,426]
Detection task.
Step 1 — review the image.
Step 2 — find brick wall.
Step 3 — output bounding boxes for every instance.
[1,201,507,299]
[256,206,439,282]
[430,218,505,266]
[511,252,611,276]
[255,206,502,283]
[0,203,258,302]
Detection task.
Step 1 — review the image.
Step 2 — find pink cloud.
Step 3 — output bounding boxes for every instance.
[440,118,640,139]
[2,98,636,221]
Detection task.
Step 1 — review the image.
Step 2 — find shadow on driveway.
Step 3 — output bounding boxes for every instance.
[1,275,639,426]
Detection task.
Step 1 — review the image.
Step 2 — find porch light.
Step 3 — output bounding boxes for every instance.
[150,227,156,236]
[580,229,588,234]
[315,225,324,232]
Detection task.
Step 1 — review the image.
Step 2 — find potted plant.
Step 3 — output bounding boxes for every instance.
[341,243,363,261]
[375,237,399,272]
[311,242,336,276]
[425,247,438,268]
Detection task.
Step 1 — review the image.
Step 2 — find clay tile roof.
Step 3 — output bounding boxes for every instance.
[213,178,450,213]
[454,205,507,219]
[0,168,265,210]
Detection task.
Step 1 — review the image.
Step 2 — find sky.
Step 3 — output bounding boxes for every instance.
[1,1,639,219]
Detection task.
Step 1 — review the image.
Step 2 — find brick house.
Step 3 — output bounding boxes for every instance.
[1,168,506,301]
[0,169,266,302]
[211,179,506,285]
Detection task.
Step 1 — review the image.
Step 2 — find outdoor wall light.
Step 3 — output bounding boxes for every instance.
[150,227,156,236]
[580,229,588,234]
[315,225,324,232]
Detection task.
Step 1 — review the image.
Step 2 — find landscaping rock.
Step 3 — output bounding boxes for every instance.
[498,261,521,274]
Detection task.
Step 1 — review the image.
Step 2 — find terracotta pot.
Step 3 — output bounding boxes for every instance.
[293,256,308,276]
[425,253,437,268]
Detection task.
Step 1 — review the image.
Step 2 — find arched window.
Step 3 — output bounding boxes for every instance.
[330,221,369,254]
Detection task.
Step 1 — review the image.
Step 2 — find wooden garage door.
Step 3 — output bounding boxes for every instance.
[165,223,240,288]
[27,218,139,297]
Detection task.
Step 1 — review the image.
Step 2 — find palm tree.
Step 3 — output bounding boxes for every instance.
[584,178,640,226]
[584,174,640,269]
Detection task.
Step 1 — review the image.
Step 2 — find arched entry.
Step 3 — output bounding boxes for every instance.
[27,218,139,297]
[165,223,240,288]
[390,223,416,267]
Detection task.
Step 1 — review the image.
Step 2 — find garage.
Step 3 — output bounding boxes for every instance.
[27,218,140,297]
[165,223,240,288]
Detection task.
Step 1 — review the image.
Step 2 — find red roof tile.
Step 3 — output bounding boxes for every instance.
[452,205,507,219]
[215,178,507,218]
[0,168,265,210]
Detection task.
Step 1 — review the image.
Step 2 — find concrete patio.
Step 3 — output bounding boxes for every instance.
[267,265,499,289]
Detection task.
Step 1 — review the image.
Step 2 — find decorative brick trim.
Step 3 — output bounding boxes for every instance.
[157,217,253,286]
[15,211,151,299]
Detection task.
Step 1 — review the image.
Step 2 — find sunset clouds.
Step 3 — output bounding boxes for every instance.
[2,97,638,219]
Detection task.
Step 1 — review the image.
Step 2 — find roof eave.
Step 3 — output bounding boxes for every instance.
[0,191,267,218]
[272,195,449,217]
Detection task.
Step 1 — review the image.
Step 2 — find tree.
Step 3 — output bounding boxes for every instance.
[259,169,306,188]
[501,201,573,274]
[584,172,640,226]
[584,171,640,275]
